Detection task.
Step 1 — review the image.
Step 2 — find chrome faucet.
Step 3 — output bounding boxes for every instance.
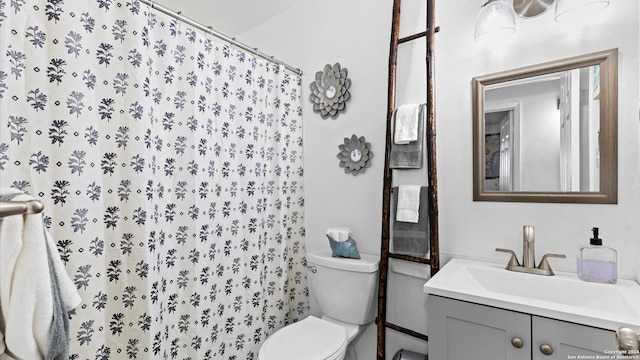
[495,225,566,276]
[522,225,535,268]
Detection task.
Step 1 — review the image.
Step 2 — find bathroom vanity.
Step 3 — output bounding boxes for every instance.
[424,259,640,360]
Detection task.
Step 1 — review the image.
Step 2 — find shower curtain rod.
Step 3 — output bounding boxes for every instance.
[139,0,303,76]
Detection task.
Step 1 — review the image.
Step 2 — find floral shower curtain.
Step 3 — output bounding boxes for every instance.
[0,1,309,359]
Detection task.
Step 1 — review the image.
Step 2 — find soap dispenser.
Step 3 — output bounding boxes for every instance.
[577,227,617,284]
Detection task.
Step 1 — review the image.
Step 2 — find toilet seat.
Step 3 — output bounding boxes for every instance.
[258,316,348,360]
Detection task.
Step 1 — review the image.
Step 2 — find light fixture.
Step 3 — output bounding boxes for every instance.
[474,0,517,43]
[554,0,610,22]
[513,0,555,18]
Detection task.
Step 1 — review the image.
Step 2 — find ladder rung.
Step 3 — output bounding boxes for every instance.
[382,321,429,342]
[389,253,431,264]
[398,27,440,44]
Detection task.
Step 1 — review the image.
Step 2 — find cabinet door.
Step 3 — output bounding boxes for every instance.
[532,316,617,360]
[428,295,531,360]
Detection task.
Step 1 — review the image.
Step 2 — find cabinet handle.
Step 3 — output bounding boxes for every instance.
[540,344,554,355]
[617,327,640,351]
[511,337,524,348]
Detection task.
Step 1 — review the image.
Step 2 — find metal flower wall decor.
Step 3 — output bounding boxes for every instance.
[337,135,372,176]
[309,63,351,119]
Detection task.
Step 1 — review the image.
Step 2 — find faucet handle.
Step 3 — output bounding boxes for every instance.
[537,253,566,275]
[496,248,521,268]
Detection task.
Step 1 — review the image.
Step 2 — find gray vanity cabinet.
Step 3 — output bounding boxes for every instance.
[532,316,617,360]
[428,295,531,359]
[428,295,618,360]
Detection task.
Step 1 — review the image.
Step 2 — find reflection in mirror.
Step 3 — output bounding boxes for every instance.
[484,67,600,192]
[350,148,362,162]
[325,85,337,99]
[473,49,617,203]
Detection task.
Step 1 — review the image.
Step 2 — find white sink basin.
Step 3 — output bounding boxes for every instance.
[424,258,640,332]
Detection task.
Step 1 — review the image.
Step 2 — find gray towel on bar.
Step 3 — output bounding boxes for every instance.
[390,104,425,169]
[45,234,70,360]
[393,186,429,257]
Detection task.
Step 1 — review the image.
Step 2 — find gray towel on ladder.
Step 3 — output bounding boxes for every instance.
[393,186,429,257]
[390,104,425,169]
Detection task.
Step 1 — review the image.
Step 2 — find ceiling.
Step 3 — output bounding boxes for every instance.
[154,0,302,37]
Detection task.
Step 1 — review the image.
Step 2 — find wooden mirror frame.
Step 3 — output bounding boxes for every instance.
[472,49,618,203]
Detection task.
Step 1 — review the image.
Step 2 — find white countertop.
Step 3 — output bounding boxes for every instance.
[424,258,640,332]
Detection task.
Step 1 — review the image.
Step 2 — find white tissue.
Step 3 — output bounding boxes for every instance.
[325,227,351,242]
[396,185,421,223]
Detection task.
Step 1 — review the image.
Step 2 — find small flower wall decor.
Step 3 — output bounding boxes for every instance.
[337,135,372,176]
[309,63,351,119]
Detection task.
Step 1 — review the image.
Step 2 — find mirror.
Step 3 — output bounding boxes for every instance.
[325,85,337,99]
[473,49,618,203]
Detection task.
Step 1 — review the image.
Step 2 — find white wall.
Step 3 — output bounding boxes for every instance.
[636,2,640,285]
[243,0,393,258]
[163,0,639,357]
[435,0,639,278]
[239,0,639,358]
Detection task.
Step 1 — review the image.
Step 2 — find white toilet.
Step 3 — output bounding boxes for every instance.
[258,248,379,360]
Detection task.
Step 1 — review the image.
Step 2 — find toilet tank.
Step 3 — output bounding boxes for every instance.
[306,249,379,325]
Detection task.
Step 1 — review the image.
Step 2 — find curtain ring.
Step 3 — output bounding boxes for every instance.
[229,38,239,52]
[145,1,154,17]
[270,56,284,67]
[175,12,182,31]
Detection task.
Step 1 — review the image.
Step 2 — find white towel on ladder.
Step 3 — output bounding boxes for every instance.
[393,104,420,144]
[396,185,422,223]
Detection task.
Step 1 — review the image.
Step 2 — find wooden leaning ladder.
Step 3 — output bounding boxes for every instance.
[376,0,440,359]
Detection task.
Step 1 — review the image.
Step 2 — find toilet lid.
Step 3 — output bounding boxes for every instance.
[259,316,348,360]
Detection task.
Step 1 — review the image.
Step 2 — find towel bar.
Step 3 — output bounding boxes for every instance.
[0,200,45,219]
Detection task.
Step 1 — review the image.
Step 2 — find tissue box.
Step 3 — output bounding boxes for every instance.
[326,235,361,259]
